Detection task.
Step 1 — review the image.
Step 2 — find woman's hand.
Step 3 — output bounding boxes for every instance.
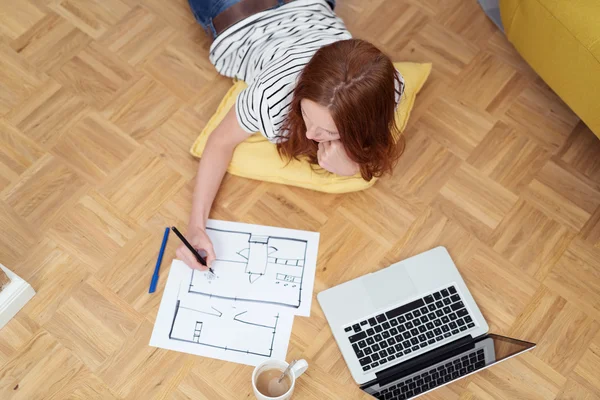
[175,227,216,271]
[317,140,360,176]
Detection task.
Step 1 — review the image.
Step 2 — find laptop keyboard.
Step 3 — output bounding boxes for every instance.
[373,348,486,399]
[344,285,476,372]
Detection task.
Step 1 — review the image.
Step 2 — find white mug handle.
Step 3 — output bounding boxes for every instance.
[291,359,308,379]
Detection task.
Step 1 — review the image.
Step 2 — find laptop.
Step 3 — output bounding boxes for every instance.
[317,246,535,399]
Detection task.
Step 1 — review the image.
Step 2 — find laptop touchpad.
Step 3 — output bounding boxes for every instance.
[363,264,418,310]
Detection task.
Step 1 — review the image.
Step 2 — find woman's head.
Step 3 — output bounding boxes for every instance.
[278,39,404,181]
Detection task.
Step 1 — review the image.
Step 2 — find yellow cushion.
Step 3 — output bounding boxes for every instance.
[500,0,600,138]
[190,62,432,193]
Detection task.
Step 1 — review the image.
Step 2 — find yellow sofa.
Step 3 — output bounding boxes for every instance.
[500,0,600,138]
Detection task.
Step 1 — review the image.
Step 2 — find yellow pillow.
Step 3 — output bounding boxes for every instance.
[190,62,432,193]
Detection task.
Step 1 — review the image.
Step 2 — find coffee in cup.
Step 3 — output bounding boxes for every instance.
[252,359,308,400]
[255,368,292,397]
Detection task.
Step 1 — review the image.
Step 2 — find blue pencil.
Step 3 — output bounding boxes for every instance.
[149,227,170,293]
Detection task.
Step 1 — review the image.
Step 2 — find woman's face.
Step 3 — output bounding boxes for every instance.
[300,99,341,142]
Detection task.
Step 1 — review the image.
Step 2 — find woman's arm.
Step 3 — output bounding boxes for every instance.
[176,107,250,270]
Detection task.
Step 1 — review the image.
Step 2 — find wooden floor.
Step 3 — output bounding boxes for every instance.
[1,0,599,398]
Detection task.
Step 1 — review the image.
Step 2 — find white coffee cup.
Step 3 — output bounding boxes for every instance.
[252,359,309,400]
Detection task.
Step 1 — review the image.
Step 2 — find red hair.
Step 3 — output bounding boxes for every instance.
[277,39,404,181]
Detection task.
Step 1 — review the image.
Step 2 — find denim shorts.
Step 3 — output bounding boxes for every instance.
[188,0,336,39]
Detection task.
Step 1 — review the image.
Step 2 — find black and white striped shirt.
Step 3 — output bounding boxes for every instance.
[209,0,403,142]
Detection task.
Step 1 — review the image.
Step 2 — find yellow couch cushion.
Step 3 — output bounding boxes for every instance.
[500,0,600,138]
[190,62,432,193]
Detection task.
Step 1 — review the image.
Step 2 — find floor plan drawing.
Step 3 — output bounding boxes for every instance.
[169,290,283,358]
[150,220,319,365]
[191,220,319,316]
[189,227,310,310]
[151,260,294,366]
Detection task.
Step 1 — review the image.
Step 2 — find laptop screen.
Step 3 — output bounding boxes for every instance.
[361,334,535,399]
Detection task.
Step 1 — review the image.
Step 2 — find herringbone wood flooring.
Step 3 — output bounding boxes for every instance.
[1,0,600,399]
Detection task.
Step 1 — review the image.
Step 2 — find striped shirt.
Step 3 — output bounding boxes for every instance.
[209,0,403,142]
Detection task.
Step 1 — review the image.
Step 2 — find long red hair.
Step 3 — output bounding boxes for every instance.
[277,39,404,181]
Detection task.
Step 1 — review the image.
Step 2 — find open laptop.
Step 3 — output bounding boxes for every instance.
[317,246,535,399]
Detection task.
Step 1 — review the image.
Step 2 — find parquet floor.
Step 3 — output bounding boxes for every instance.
[1,0,599,398]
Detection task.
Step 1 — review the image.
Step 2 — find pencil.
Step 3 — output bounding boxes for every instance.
[149,227,170,293]
[171,226,215,275]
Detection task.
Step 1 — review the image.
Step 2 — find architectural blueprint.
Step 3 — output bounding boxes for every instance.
[150,220,319,365]
[150,260,295,366]
[191,220,319,316]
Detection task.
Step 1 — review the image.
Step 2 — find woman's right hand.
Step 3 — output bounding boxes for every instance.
[175,227,216,271]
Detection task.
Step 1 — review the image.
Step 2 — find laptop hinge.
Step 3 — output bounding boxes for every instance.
[361,335,475,389]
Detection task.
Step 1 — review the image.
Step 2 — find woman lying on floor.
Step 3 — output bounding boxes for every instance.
[177,0,405,270]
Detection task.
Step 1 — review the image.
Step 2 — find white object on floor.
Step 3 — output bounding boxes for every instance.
[186,220,320,317]
[0,264,36,330]
[150,260,295,366]
[150,220,319,365]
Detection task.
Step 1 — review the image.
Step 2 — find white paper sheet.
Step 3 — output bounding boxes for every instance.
[150,260,295,366]
[150,220,319,365]
[195,220,320,317]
